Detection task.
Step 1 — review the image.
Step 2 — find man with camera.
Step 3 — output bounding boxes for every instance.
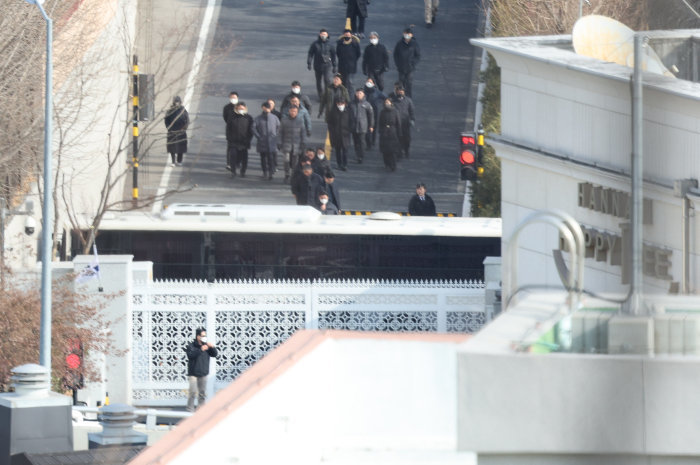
[185,327,218,412]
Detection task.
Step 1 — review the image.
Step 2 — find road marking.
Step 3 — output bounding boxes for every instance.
[152,0,218,213]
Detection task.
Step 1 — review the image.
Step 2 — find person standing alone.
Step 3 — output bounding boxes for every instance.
[185,328,218,412]
[164,96,189,166]
[393,28,420,97]
[308,29,337,99]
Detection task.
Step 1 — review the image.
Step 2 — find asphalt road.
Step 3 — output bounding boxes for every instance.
[138,0,482,215]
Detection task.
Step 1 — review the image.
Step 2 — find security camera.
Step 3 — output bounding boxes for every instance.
[24,216,36,236]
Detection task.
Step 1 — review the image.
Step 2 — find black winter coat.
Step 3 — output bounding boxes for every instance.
[390,93,415,130]
[346,0,369,18]
[408,194,437,216]
[336,38,362,75]
[320,84,350,119]
[281,91,313,115]
[280,116,307,154]
[226,113,254,149]
[362,43,389,75]
[320,181,341,211]
[292,172,324,206]
[378,106,401,154]
[327,107,352,149]
[185,340,218,377]
[164,104,189,154]
[393,38,421,73]
[363,86,387,128]
[308,38,337,71]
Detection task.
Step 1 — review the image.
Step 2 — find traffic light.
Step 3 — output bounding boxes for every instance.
[460,132,477,181]
[63,337,84,392]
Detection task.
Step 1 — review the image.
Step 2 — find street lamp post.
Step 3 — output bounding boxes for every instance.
[25,0,53,371]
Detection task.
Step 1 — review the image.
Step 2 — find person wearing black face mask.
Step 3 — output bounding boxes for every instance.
[336,29,361,95]
[308,29,337,99]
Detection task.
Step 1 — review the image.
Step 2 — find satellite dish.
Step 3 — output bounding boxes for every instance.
[572,15,675,78]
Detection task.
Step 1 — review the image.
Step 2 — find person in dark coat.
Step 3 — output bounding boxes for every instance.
[281,81,313,116]
[346,0,370,37]
[222,92,239,168]
[321,169,341,211]
[336,29,362,95]
[252,101,280,180]
[282,96,312,137]
[377,98,401,171]
[319,74,350,122]
[291,162,324,206]
[393,28,421,97]
[327,99,352,171]
[279,106,307,182]
[164,96,189,166]
[363,78,386,150]
[307,29,337,99]
[362,31,389,91]
[408,183,437,216]
[316,147,331,174]
[349,88,374,164]
[226,102,254,177]
[315,188,339,215]
[389,83,415,159]
[185,327,218,412]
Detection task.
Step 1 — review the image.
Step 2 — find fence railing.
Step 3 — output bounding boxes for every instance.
[131,278,487,404]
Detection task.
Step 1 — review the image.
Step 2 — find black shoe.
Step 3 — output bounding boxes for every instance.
[268,174,273,181]
[426,22,433,28]
[240,172,246,178]
[341,166,348,171]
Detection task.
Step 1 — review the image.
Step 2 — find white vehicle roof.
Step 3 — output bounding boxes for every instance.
[95,204,502,238]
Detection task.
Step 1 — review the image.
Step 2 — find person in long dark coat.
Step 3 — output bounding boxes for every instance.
[252,101,280,180]
[226,102,254,177]
[377,98,401,172]
[336,29,361,95]
[389,84,415,159]
[393,28,421,97]
[346,0,369,37]
[349,88,374,164]
[363,78,386,149]
[319,74,350,122]
[164,96,189,166]
[327,99,352,171]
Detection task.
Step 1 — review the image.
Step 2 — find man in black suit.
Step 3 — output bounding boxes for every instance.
[408,183,436,216]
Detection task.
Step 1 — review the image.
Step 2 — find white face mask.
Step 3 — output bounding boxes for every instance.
[320,198,328,205]
[318,153,325,159]
[230,98,238,105]
[200,336,207,343]
[337,105,345,112]
[238,109,247,115]
[403,34,411,41]
[365,81,374,88]
[370,38,379,45]
[292,87,301,94]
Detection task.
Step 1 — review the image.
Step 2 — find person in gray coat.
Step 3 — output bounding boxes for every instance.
[279,106,307,182]
[349,88,374,164]
[253,101,280,180]
[282,96,312,137]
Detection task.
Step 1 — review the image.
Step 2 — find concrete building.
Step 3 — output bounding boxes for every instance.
[472,29,700,299]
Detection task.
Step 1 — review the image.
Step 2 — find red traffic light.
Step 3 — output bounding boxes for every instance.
[461,135,476,146]
[66,353,81,370]
[460,150,476,165]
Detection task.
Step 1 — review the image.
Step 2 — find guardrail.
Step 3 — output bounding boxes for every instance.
[73,406,192,430]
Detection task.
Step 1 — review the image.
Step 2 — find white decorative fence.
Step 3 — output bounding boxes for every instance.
[131,279,487,404]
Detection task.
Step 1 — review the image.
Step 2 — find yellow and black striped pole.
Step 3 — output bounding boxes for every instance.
[132,55,139,207]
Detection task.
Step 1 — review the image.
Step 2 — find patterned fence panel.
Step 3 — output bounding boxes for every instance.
[131,279,485,404]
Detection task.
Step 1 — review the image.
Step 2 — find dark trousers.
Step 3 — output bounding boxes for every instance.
[232,147,248,175]
[284,149,300,176]
[398,70,414,97]
[352,132,366,162]
[260,152,275,176]
[315,65,334,98]
[169,152,183,164]
[365,130,376,149]
[398,128,411,158]
[349,13,366,34]
[226,142,235,168]
[334,145,348,169]
[367,70,385,91]
[382,149,397,171]
[339,71,355,95]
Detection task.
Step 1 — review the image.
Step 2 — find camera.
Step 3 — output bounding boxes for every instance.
[24,216,36,236]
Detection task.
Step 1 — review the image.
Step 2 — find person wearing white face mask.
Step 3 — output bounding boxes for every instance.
[327,99,352,171]
[362,32,389,91]
[185,328,218,412]
[393,27,421,97]
[281,80,312,116]
[223,92,240,171]
[315,188,339,215]
[226,102,254,177]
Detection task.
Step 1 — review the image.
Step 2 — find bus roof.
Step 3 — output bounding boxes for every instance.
[94,204,502,238]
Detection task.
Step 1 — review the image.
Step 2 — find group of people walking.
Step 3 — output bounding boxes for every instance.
[164,0,435,214]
